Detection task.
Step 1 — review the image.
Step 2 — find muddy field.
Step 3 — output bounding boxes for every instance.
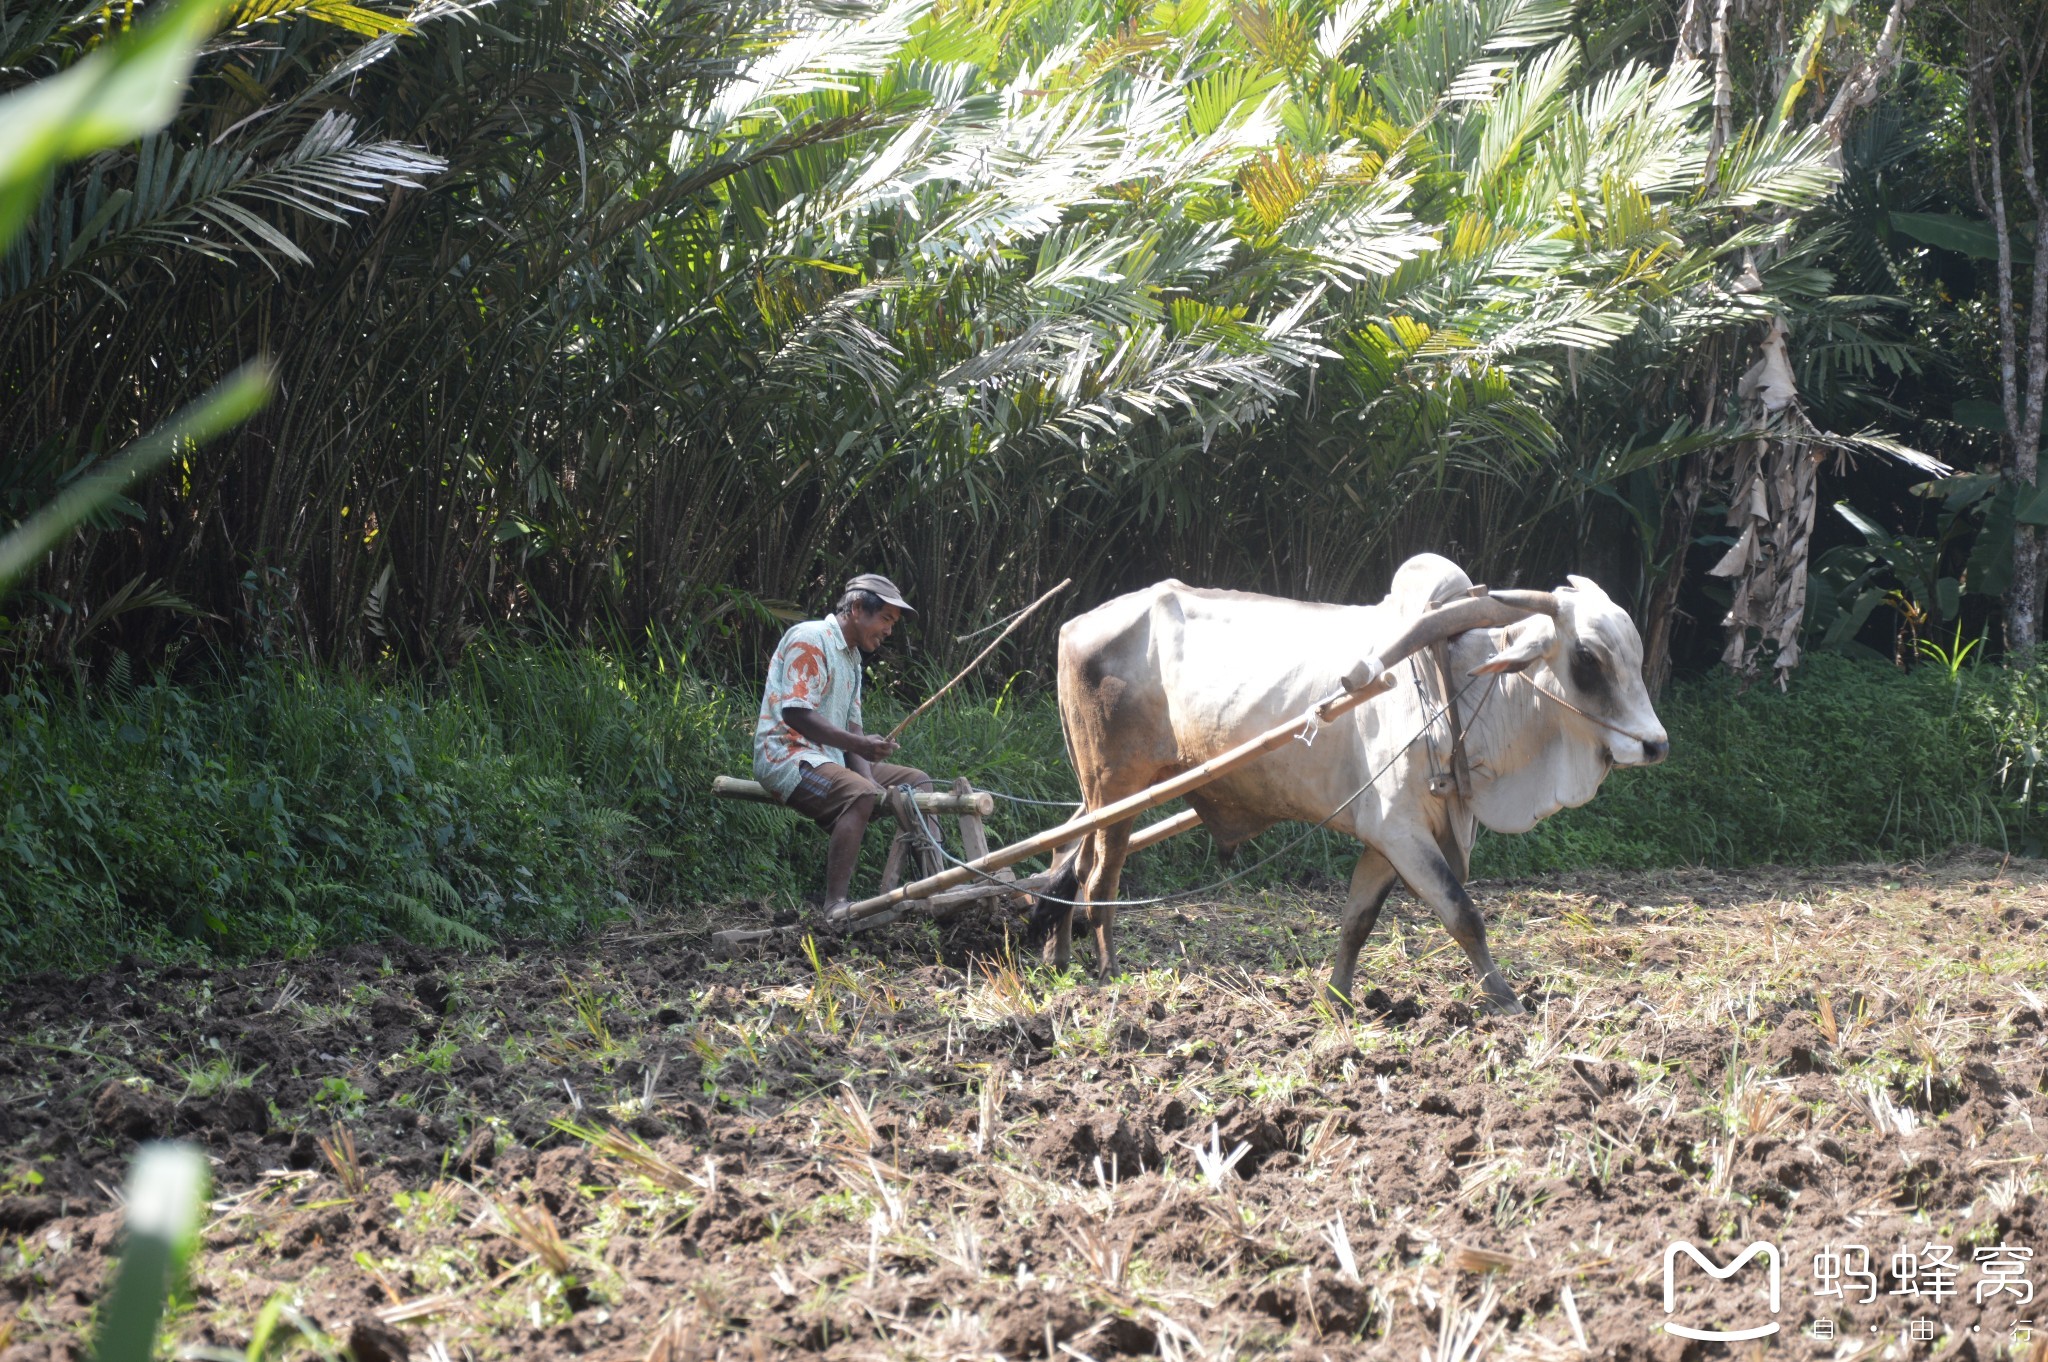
[3,852,2046,1361]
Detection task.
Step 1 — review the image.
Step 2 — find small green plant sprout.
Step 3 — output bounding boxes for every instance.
[1,1165,45,1197]
[175,1049,256,1101]
[310,1076,367,1114]
[317,1124,367,1197]
[233,1290,347,1361]
[798,935,851,1036]
[562,974,614,1052]
[91,1142,209,1362]
[1918,623,1983,681]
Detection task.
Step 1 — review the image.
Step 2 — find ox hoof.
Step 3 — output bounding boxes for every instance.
[1477,976,1526,1017]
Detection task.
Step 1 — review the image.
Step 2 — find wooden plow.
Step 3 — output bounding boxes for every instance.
[709,588,1545,951]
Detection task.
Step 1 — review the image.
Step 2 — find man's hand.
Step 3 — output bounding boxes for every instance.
[849,732,897,762]
[782,706,895,763]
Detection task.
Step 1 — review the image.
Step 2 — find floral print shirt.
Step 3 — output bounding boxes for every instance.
[753,613,863,799]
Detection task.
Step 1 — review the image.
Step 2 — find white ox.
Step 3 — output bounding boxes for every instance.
[1036,554,1668,1014]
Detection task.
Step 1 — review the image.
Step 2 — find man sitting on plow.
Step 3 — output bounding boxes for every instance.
[754,573,935,917]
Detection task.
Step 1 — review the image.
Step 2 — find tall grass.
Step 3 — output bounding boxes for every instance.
[4,650,2043,976]
[1474,653,2046,875]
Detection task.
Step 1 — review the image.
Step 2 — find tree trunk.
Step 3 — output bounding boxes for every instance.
[1642,451,1704,696]
[1969,3,2048,654]
[1682,0,1916,684]
[1642,346,1720,695]
[1708,319,1821,686]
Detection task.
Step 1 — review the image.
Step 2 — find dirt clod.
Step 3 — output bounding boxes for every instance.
[1768,1013,1833,1073]
[453,1124,496,1175]
[0,1195,58,1233]
[1357,987,1421,1021]
[414,974,454,1016]
[346,1315,412,1362]
[90,1080,167,1141]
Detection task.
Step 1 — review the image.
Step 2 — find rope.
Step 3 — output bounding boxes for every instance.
[894,673,1488,911]
[1510,672,1647,742]
[982,790,1084,808]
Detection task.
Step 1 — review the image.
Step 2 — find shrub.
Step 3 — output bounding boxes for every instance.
[3,649,2041,976]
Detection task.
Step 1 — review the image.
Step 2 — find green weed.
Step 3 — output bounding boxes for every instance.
[174,1053,256,1101]
[310,1077,367,1114]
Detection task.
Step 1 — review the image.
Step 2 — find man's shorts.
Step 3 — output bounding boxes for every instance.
[784,761,932,832]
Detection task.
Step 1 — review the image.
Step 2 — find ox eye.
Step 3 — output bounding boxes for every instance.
[1569,644,1607,695]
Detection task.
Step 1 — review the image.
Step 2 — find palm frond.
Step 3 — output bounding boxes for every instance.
[4,110,440,301]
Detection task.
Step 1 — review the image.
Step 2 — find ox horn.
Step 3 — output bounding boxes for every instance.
[1337,588,1550,694]
[1479,588,1559,618]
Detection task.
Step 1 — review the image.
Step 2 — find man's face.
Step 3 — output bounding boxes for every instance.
[847,603,901,652]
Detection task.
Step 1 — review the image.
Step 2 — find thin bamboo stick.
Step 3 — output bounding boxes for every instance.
[884,578,1071,742]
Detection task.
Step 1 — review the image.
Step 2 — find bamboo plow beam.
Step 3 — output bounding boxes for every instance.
[921,806,1203,914]
[830,590,1543,925]
[711,775,993,816]
[884,578,1071,742]
[1031,805,1201,861]
[830,685,1391,923]
[1125,805,1202,853]
[710,805,1206,952]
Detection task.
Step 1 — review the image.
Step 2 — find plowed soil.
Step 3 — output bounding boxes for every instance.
[3,851,2046,1361]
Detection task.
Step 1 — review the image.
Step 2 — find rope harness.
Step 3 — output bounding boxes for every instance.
[1511,673,1647,742]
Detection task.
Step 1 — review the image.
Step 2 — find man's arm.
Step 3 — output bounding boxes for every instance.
[783,706,895,772]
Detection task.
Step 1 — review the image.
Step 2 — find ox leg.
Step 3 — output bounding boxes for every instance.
[1327,850,1398,1008]
[1380,834,1524,1016]
[1041,838,1095,973]
[1082,818,1135,981]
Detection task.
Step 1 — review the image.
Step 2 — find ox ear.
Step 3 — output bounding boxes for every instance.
[1468,619,1554,676]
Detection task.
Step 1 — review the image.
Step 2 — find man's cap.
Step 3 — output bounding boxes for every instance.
[845,573,915,614]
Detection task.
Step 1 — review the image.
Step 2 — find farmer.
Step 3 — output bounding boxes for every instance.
[754,573,934,916]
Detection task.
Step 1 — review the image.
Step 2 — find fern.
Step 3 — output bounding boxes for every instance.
[391,869,491,949]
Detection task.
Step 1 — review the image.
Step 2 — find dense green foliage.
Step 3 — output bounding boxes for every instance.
[6,650,2042,976]
[2,0,1865,679]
